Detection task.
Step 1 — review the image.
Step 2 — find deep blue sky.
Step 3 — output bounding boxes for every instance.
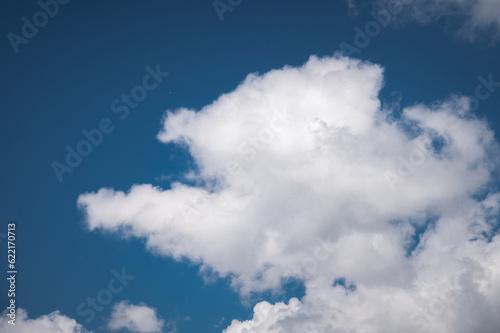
[0,0,499,332]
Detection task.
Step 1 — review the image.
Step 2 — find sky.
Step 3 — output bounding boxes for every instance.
[0,0,500,332]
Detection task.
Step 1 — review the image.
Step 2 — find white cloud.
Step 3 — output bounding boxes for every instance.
[0,308,91,333]
[78,55,500,332]
[401,0,500,42]
[108,301,164,333]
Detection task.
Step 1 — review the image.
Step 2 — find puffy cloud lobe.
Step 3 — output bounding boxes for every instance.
[108,301,164,333]
[0,309,91,333]
[78,55,500,332]
[224,298,302,333]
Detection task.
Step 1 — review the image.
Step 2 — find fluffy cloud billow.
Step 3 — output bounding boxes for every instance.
[78,55,500,332]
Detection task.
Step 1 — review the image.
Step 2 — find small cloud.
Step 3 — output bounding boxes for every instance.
[154,173,171,182]
[108,301,164,333]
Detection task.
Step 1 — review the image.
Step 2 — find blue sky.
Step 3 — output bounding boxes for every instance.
[1,1,500,332]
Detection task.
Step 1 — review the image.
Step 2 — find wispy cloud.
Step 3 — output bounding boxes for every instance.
[78,55,500,332]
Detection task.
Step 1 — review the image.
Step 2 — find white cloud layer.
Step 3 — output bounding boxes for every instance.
[78,55,500,332]
[0,309,91,333]
[108,301,164,333]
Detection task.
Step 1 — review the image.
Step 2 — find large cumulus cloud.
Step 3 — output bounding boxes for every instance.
[0,309,91,333]
[78,55,500,332]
